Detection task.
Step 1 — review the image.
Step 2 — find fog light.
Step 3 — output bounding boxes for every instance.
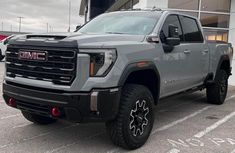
[51,107,61,117]
[8,98,17,107]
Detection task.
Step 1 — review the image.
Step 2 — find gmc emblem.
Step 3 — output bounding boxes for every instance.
[18,50,47,61]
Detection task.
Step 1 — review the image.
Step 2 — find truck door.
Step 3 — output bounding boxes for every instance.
[159,14,189,96]
[179,16,209,87]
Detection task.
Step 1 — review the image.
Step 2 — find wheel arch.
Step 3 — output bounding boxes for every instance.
[215,55,231,78]
[118,61,161,105]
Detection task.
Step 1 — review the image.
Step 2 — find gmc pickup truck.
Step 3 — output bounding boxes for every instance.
[3,10,233,149]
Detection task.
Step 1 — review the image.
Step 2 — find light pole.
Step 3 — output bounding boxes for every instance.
[49,25,52,32]
[68,0,71,32]
[17,16,24,32]
[46,23,49,33]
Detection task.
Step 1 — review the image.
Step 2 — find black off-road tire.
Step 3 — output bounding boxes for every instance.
[106,84,154,150]
[21,111,57,125]
[206,69,228,105]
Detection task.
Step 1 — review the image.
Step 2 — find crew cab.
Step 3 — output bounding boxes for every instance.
[3,10,233,149]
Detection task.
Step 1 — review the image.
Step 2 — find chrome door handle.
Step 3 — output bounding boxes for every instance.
[203,49,209,54]
[184,50,191,54]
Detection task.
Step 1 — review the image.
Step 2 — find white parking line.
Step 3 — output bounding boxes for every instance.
[194,96,235,138]
[0,114,21,120]
[107,106,211,153]
[107,95,235,153]
[0,123,80,149]
[226,95,235,101]
[44,131,105,153]
[167,148,181,153]
[0,108,7,111]
[13,123,32,129]
[152,106,211,134]
[194,111,235,138]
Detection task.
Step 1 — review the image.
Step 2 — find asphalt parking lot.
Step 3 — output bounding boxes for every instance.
[0,62,235,153]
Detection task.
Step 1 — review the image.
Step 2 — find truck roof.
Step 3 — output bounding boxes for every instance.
[110,8,198,20]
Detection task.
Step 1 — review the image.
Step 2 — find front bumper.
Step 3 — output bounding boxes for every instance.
[3,82,121,123]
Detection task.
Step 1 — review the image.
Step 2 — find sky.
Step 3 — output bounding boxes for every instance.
[0,0,84,33]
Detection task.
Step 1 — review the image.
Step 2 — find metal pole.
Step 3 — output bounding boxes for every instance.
[1,22,3,31]
[85,4,88,23]
[198,0,202,19]
[68,0,71,32]
[47,23,49,33]
[17,17,24,32]
[49,25,52,32]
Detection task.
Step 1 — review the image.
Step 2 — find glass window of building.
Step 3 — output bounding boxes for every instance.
[200,13,230,28]
[203,29,228,42]
[201,0,231,12]
[177,11,198,18]
[168,0,199,10]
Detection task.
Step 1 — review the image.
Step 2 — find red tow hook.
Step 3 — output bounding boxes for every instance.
[51,107,61,117]
[8,98,17,107]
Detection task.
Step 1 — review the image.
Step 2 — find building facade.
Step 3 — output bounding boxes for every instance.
[80,0,235,56]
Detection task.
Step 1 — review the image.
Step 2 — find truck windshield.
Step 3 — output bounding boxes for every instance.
[78,12,160,35]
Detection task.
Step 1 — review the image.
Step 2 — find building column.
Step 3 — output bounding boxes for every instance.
[229,0,235,59]
[134,0,148,8]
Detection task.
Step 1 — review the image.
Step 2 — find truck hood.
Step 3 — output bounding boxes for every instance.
[11,32,146,47]
[67,33,146,45]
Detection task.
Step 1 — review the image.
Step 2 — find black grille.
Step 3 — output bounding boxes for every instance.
[6,45,77,85]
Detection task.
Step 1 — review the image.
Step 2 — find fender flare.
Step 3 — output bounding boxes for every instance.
[215,55,231,78]
[118,61,161,102]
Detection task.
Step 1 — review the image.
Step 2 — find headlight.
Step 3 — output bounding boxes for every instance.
[80,49,117,77]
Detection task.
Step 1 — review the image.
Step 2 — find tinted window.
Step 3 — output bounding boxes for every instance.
[160,15,183,43]
[181,16,204,42]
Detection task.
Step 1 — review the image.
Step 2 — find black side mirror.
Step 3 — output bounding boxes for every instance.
[162,25,181,53]
[168,24,179,38]
[166,37,180,46]
[166,24,180,46]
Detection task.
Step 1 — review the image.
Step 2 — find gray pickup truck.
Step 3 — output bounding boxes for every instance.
[3,10,233,149]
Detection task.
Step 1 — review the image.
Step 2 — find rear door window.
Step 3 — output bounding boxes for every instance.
[180,16,204,43]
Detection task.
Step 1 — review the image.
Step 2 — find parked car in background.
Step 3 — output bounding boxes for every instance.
[0,35,15,61]
[0,38,7,61]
